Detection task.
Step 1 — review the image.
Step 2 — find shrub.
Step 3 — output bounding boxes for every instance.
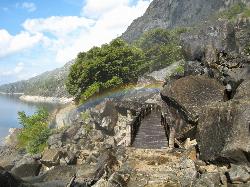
[80,111,91,122]
[17,108,50,154]
[84,124,93,134]
[80,111,92,134]
[175,65,185,74]
[218,3,250,20]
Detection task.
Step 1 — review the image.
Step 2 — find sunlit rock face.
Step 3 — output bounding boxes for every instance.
[122,0,250,43]
[161,75,250,164]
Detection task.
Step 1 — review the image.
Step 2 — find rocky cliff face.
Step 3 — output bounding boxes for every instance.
[121,0,250,43]
[161,13,250,164]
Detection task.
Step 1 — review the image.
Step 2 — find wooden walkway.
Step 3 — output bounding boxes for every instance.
[132,109,168,149]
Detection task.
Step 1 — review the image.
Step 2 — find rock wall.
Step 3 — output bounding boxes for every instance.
[121,0,250,43]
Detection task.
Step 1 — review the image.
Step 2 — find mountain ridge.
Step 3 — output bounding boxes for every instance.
[0,60,74,98]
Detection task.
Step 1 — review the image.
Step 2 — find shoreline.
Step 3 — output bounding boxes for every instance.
[1,103,76,146]
[0,92,24,95]
[19,95,74,104]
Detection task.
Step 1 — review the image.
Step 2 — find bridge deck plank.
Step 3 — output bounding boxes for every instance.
[132,109,168,149]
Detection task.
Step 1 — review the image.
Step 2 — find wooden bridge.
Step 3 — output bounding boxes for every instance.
[123,104,170,149]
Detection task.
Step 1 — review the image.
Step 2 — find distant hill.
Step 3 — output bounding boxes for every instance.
[0,60,74,98]
[121,0,250,43]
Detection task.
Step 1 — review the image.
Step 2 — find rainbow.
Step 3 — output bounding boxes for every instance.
[77,82,164,111]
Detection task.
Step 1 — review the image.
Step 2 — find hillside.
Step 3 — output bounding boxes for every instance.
[0,60,74,98]
[121,0,250,42]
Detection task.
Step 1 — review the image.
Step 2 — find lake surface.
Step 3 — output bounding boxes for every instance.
[0,94,60,144]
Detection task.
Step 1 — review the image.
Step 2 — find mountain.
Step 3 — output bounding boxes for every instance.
[0,60,74,98]
[121,0,250,43]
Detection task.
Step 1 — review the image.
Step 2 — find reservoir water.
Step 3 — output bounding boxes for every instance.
[0,94,59,144]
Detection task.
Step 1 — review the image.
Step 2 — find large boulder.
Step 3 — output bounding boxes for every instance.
[47,133,64,149]
[92,149,119,183]
[228,164,250,184]
[234,79,250,100]
[197,100,250,163]
[196,77,250,163]
[40,165,76,183]
[0,167,32,187]
[193,173,222,187]
[10,156,41,178]
[41,149,63,167]
[90,100,119,135]
[161,74,250,164]
[0,146,25,171]
[161,75,225,124]
[32,180,66,187]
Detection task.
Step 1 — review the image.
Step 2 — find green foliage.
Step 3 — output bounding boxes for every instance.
[80,82,101,103]
[243,8,250,17]
[218,3,250,20]
[84,124,93,134]
[102,76,123,89]
[243,44,250,56]
[80,111,92,134]
[66,38,145,103]
[17,108,50,154]
[66,29,188,103]
[175,64,185,74]
[135,28,187,71]
[80,111,91,122]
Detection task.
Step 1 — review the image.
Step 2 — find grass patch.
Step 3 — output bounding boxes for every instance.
[175,65,185,74]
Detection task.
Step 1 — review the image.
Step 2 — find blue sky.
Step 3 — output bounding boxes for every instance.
[0,0,151,85]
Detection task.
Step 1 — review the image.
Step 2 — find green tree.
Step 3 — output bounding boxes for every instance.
[17,108,50,154]
[135,28,187,71]
[66,38,145,103]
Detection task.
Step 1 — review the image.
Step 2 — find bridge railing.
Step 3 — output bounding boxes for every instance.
[124,103,162,147]
[161,112,170,144]
[122,102,188,148]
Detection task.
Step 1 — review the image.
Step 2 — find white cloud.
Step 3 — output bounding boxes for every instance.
[0,0,151,64]
[14,62,24,73]
[2,7,9,11]
[0,29,43,58]
[0,0,152,84]
[0,62,24,76]
[82,0,128,19]
[55,0,151,62]
[21,2,37,12]
[23,16,94,37]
